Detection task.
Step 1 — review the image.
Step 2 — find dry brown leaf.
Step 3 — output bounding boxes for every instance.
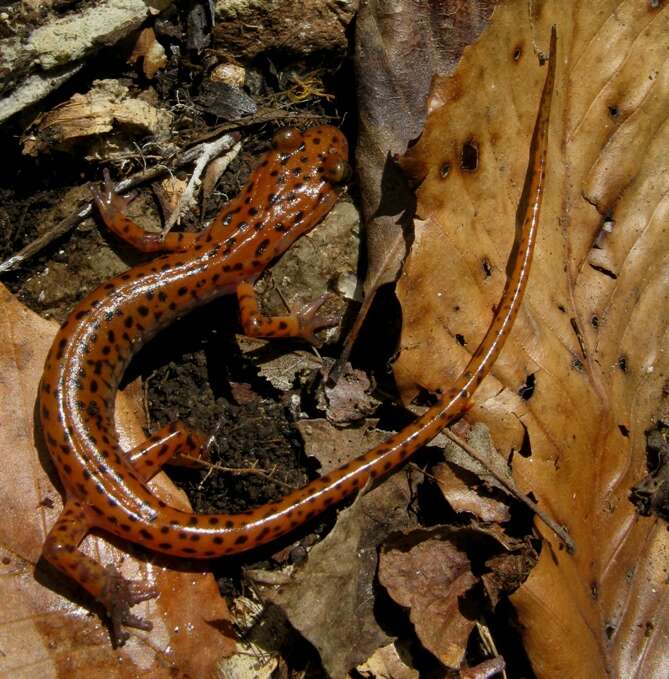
[0,284,234,675]
[296,417,382,473]
[331,1,497,374]
[378,536,477,669]
[395,2,669,676]
[321,366,381,424]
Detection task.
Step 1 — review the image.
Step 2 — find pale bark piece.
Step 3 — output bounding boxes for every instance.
[395,2,669,676]
[22,79,172,157]
[0,284,234,676]
[379,536,477,669]
[1,0,172,123]
[265,461,417,678]
[213,0,356,58]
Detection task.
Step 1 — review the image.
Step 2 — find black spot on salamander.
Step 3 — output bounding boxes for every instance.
[56,338,67,359]
[255,239,270,257]
[294,211,304,224]
[234,535,248,545]
[213,536,224,544]
[177,286,188,296]
[233,262,243,271]
[137,305,150,317]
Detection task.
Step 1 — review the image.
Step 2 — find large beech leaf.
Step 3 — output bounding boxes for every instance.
[0,284,234,675]
[395,2,669,676]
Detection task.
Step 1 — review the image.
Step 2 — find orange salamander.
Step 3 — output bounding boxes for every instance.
[38,31,555,647]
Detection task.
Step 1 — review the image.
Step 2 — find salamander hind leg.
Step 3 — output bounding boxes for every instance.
[127,421,209,481]
[91,169,197,253]
[42,499,158,646]
[237,281,337,345]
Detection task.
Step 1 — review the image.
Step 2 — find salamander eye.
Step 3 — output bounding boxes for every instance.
[272,127,302,152]
[322,156,351,184]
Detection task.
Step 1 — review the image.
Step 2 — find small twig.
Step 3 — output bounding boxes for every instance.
[187,107,332,145]
[441,427,575,552]
[177,454,295,491]
[0,131,239,274]
[161,135,241,236]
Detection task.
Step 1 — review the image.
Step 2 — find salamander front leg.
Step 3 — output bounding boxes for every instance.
[42,499,158,646]
[237,281,337,345]
[127,421,209,482]
[91,169,197,253]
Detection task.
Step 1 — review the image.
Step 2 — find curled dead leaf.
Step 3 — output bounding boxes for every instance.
[378,535,477,669]
[433,462,511,523]
[129,27,167,79]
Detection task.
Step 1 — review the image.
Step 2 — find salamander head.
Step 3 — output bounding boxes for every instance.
[212,125,350,271]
